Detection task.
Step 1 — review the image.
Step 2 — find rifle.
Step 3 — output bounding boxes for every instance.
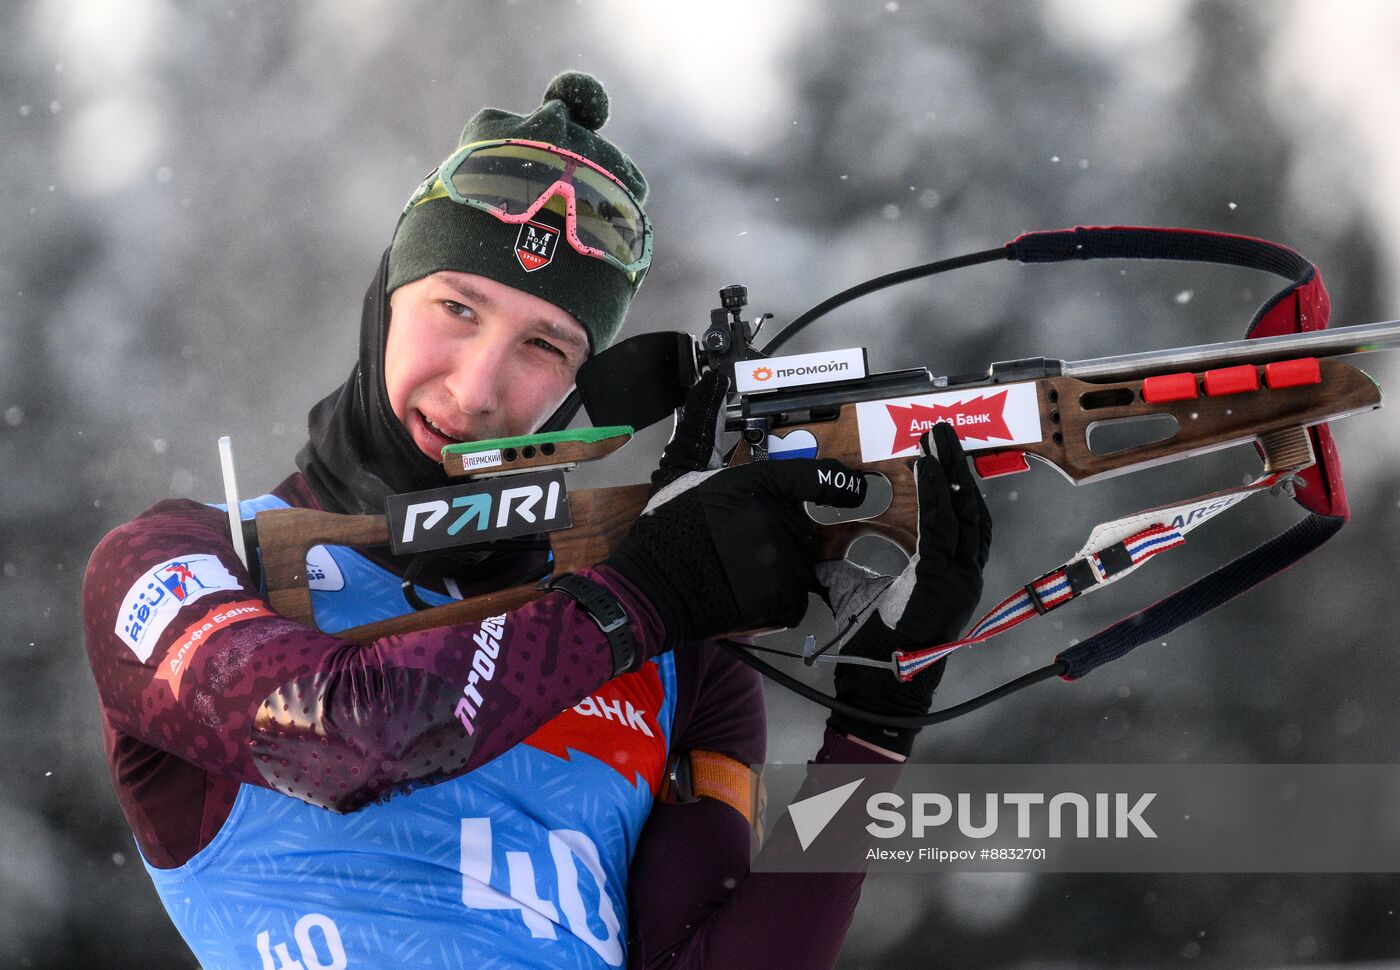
[240,226,1400,723]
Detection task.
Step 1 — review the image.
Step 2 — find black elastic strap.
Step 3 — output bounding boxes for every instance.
[1005,225,1317,335]
[761,247,1009,355]
[546,573,637,676]
[1056,512,1344,680]
[717,638,1066,729]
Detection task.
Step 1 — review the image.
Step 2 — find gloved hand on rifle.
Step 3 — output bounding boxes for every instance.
[818,422,991,758]
[604,370,869,650]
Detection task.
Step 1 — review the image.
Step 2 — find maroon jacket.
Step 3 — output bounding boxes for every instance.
[83,472,895,969]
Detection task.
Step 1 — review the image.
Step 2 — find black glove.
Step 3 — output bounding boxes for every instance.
[604,371,869,649]
[820,422,991,756]
[649,365,730,493]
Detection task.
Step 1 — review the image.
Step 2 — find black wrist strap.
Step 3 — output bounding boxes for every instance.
[545,573,637,677]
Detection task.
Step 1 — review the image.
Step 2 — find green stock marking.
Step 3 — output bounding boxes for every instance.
[440,425,634,459]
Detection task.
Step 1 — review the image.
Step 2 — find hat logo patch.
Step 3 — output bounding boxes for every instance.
[515,220,559,272]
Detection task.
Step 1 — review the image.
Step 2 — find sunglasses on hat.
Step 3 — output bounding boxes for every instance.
[405,139,652,285]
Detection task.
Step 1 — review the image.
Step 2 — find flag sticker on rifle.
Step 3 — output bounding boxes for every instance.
[855,384,1043,463]
[385,469,572,556]
[767,429,820,460]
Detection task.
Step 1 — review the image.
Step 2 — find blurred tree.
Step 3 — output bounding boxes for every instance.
[703,1,1394,967]
[4,0,1397,967]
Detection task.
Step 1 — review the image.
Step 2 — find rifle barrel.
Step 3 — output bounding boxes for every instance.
[1063,319,1400,382]
[723,320,1400,427]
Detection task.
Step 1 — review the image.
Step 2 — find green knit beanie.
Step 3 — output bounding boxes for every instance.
[387,72,649,353]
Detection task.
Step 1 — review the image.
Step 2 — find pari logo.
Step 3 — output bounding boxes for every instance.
[735,348,868,394]
[386,469,573,556]
[854,383,1044,463]
[115,555,242,662]
[515,219,560,272]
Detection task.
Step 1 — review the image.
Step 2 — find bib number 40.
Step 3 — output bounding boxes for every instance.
[255,912,347,970]
[460,817,623,966]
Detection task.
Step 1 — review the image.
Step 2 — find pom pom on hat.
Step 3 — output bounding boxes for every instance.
[389,71,647,352]
[543,71,609,131]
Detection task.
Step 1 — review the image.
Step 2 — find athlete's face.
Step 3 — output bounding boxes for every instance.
[384,271,589,461]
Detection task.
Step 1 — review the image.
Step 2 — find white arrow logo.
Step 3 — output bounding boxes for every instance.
[402,500,449,543]
[788,778,864,851]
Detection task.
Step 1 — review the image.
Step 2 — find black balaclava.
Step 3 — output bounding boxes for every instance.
[296,247,439,515]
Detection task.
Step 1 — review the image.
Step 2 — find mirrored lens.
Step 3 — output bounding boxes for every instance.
[449,144,646,265]
[448,145,564,215]
[571,164,646,263]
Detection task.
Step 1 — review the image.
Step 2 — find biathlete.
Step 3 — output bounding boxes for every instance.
[82,72,990,969]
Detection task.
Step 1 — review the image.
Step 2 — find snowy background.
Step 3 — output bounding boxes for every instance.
[4,1,1400,967]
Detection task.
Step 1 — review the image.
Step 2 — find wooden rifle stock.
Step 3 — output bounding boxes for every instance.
[259,484,651,643]
[255,358,1379,644]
